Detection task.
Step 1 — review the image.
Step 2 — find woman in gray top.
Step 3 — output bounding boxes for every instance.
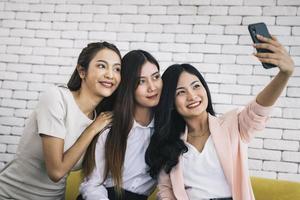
[0,42,122,200]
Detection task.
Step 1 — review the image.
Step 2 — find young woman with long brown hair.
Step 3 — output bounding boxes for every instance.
[0,42,121,200]
[78,50,163,200]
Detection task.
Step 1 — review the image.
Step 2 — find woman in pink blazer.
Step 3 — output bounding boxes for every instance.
[145,35,294,200]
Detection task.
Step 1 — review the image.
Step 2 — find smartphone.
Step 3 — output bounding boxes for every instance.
[248,22,276,69]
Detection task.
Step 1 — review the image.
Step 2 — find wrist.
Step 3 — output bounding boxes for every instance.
[87,123,100,136]
[280,69,294,77]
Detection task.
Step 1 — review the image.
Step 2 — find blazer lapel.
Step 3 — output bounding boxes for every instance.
[170,156,189,200]
[170,117,234,200]
[209,114,234,188]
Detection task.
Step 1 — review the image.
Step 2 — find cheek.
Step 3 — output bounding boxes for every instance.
[135,87,145,100]
[85,72,96,83]
[175,98,185,113]
[115,73,121,85]
[157,80,163,92]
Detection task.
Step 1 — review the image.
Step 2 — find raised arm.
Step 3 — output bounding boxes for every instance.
[254,34,294,106]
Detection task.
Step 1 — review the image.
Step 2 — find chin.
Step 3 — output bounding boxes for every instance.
[140,102,157,108]
[98,91,114,98]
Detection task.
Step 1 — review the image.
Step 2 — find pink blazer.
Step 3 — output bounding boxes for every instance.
[157,100,272,200]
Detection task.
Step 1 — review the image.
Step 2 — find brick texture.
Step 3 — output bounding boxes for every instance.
[0,0,299,181]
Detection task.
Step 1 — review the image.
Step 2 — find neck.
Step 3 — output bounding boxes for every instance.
[185,111,209,135]
[72,85,103,119]
[134,105,153,126]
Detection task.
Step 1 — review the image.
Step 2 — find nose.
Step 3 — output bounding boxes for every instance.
[147,80,156,92]
[187,89,196,101]
[104,67,113,79]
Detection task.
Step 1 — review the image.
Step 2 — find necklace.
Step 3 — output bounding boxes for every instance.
[188,129,210,137]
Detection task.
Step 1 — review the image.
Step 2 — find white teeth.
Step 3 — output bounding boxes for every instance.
[187,101,201,109]
[100,82,113,88]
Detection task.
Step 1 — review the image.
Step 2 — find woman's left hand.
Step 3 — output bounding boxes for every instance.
[254,34,295,76]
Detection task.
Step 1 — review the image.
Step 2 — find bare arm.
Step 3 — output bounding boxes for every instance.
[254,35,294,107]
[42,112,112,182]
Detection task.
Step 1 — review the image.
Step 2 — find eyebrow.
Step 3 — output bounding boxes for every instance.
[96,60,121,66]
[138,71,159,79]
[176,80,200,90]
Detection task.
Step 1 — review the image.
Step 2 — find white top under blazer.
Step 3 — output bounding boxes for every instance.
[182,136,232,200]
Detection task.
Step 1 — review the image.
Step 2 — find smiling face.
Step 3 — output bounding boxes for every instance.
[134,61,163,109]
[80,48,121,98]
[175,71,208,119]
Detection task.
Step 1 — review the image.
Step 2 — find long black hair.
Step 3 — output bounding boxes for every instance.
[82,50,160,194]
[67,41,121,115]
[145,64,215,178]
[104,50,159,193]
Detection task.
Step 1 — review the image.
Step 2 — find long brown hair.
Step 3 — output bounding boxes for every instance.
[77,42,121,176]
[82,50,160,195]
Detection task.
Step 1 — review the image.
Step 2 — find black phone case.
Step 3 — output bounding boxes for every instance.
[248,22,277,69]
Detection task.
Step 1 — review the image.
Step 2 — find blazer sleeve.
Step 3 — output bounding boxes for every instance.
[238,99,272,143]
[157,169,177,200]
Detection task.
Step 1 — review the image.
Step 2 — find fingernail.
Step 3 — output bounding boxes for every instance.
[256,34,262,38]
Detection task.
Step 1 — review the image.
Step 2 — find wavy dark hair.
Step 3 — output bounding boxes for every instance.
[67,41,121,115]
[82,50,160,195]
[145,64,215,178]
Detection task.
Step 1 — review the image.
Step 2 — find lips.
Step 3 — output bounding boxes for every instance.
[147,94,158,99]
[99,81,114,88]
[187,101,201,109]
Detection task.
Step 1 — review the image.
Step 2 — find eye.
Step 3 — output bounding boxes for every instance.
[138,79,146,85]
[193,84,201,89]
[98,63,106,69]
[176,90,185,96]
[113,66,121,72]
[153,74,161,80]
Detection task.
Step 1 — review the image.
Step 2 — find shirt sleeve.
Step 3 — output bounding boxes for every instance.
[157,169,176,200]
[36,86,66,139]
[79,129,110,200]
[238,99,273,142]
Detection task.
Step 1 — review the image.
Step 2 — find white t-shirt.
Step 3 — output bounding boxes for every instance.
[0,85,95,200]
[80,119,156,200]
[182,135,232,200]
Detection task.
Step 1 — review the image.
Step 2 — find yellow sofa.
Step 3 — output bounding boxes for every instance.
[66,170,300,200]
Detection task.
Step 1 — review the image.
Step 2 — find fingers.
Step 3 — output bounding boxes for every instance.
[254,52,278,59]
[253,35,286,54]
[256,34,281,47]
[255,57,279,66]
[271,35,278,41]
[97,111,113,124]
[253,43,280,53]
[100,111,113,118]
[254,51,280,67]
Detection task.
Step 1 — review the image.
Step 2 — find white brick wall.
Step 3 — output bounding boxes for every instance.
[0,0,299,182]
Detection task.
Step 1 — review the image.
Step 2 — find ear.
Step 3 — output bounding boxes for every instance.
[77,65,86,79]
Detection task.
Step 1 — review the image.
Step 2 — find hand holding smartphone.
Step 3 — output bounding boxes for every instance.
[248,22,277,69]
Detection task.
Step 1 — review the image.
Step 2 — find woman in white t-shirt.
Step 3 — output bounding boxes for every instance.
[78,50,163,200]
[0,42,122,200]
